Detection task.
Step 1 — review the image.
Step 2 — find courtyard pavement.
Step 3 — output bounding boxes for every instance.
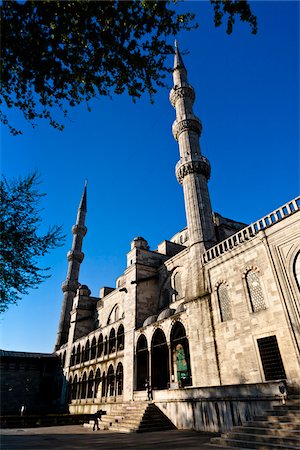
[0,426,219,450]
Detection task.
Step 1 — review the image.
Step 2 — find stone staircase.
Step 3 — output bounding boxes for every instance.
[210,397,300,449]
[84,401,176,433]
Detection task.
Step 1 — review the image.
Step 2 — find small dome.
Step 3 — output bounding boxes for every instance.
[157,308,175,321]
[175,303,186,314]
[78,284,91,296]
[143,315,157,327]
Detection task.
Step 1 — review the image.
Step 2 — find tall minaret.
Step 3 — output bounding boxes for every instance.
[170,42,216,250]
[55,183,87,350]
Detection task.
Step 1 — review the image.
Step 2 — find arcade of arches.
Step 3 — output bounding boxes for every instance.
[136,321,192,390]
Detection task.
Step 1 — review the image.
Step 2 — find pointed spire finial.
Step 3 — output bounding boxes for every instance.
[79,181,87,212]
[174,40,186,71]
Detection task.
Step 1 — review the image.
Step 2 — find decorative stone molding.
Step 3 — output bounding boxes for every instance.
[67,250,84,263]
[169,85,195,107]
[172,117,202,141]
[242,265,260,278]
[214,280,229,290]
[72,224,87,237]
[176,156,211,184]
[62,279,79,293]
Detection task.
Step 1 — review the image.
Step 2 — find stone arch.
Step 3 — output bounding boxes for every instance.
[81,345,85,363]
[243,267,266,312]
[87,370,94,398]
[107,304,119,324]
[109,328,116,353]
[94,368,101,398]
[107,364,115,396]
[81,372,87,399]
[101,371,106,397]
[70,347,76,366]
[84,340,90,361]
[76,344,81,365]
[215,280,232,322]
[172,269,184,301]
[136,334,149,390]
[116,362,123,395]
[91,337,97,360]
[117,324,125,350]
[293,250,300,291]
[170,321,192,387]
[97,334,103,358]
[151,328,169,390]
[72,374,78,400]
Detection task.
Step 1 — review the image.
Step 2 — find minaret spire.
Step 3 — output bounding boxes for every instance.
[55,183,88,350]
[170,42,216,250]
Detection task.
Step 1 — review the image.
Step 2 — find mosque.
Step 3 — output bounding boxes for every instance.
[2,44,299,434]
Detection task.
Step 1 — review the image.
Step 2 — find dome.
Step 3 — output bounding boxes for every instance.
[157,308,176,321]
[175,303,186,314]
[131,236,149,250]
[143,315,157,327]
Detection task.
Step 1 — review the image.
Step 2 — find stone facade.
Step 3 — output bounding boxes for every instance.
[54,45,300,431]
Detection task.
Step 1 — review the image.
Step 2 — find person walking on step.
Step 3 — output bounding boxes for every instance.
[93,410,102,431]
[145,379,153,401]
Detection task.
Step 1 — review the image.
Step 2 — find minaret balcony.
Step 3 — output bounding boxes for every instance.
[175,155,211,184]
[62,279,79,293]
[169,84,195,107]
[72,224,87,236]
[172,116,202,141]
[67,250,84,263]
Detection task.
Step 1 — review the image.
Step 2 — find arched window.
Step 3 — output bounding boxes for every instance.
[62,351,66,368]
[107,365,115,396]
[136,334,148,390]
[116,363,123,395]
[81,372,87,399]
[84,340,90,362]
[76,344,81,365]
[70,347,76,366]
[294,251,300,291]
[101,371,106,397]
[72,374,78,400]
[117,324,125,350]
[115,306,119,322]
[109,329,116,353]
[97,334,103,358]
[170,322,192,387]
[87,370,94,398]
[91,337,97,360]
[107,304,119,324]
[104,336,108,355]
[173,271,183,300]
[68,376,73,403]
[151,329,169,390]
[81,345,85,363]
[246,269,266,312]
[217,282,232,321]
[94,368,101,399]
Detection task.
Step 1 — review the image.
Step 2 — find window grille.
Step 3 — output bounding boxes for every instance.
[217,283,232,321]
[257,335,286,381]
[246,270,266,312]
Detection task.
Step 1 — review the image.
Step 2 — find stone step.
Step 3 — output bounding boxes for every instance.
[222,431,299,446]
[210,437,299,449]
[254,414,300,422]
[244,421,300,431]
[232,426,300,437]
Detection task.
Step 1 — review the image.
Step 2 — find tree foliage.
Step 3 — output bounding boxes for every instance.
[0,173,65,313]
[0,0,257,134]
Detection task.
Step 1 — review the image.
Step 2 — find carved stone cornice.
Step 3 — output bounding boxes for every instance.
[169,85,195,107]
[176,156,211,184]
[172,117,202,141]
[72,224,87,237]
[62,279,79,293]
[67,250,84,263]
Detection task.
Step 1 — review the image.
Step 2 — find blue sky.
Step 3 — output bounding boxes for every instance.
[1,1,299,353]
